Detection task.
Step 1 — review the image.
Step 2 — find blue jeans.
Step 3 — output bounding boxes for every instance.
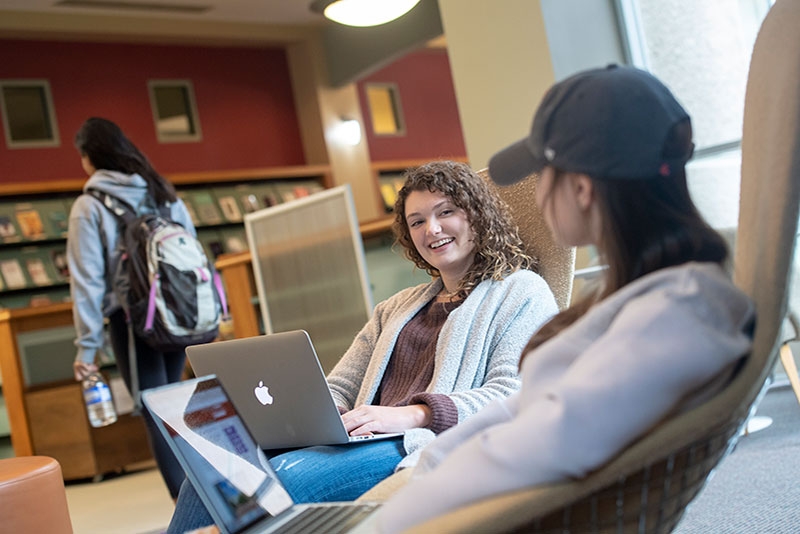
[166,437,405,534]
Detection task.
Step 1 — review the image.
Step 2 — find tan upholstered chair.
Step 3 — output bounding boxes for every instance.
[363,1,800,531]
[478,168,576,310]
[0,456,73,533]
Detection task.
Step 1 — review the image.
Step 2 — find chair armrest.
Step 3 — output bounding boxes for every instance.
[404,482,577,534]
[357,468,414,503]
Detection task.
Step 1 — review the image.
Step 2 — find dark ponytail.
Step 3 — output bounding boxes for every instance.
[75,117,177,205]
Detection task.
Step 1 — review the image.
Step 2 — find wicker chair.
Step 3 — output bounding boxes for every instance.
[477,167,576,310]
[372,1,800,532]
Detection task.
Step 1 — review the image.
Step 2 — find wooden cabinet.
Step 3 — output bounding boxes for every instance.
[0,303,151,480]
[26,383,151,480]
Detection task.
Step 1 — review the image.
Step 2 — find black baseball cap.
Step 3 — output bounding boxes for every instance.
[488,64,693,185]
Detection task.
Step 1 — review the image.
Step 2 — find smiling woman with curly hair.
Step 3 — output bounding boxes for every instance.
[167,160,558,534]
[394,160,538,297]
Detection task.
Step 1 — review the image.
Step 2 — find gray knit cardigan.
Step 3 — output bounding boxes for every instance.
[326,269,558,466]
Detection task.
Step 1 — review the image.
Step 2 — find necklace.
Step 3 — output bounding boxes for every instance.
[438,286,461,301]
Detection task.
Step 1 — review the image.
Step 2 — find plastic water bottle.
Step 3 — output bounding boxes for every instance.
[82,372,118,428]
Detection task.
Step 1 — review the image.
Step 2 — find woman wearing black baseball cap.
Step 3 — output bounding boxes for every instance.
[375,65,755,533]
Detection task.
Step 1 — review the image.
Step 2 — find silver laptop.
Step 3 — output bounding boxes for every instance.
[142,376,381,534]
[187,330,402,449]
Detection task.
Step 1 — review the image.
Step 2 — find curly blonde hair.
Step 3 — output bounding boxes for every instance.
[392,160,537,298]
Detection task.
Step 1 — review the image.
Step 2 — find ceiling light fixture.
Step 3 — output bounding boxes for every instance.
[309,0,421,27]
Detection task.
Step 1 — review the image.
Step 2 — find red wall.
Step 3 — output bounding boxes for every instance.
[357,48,467,162]
[0,39,305,184]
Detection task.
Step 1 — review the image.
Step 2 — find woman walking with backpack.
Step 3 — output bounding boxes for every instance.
[68,117,194,500]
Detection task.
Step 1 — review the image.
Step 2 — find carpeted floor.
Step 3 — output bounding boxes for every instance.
[674,385,800,533]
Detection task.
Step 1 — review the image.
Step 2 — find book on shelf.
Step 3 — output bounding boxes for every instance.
[379,183,398,212]
[177,192,200,227]
[0,258,27,289]
[15,198,71,239]
[252,184,283,208]
[239,192,262,214]
[0,211,21,243]
[48,209,69,238]
[186,189,224,225]
[196,228,225,259]
[25,257,52,286]
[219,227,249,254]
[50,248,70,280]
[217,195,243,222]
[378,173,406,212]
[214,184,261,219]
[278,187,296,202]
[15,204,47,240]
[274,180,324,204]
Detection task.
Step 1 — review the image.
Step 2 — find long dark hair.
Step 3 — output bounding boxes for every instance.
[524,120,728,356]
[74,117,177,205]
[393,160,537,298]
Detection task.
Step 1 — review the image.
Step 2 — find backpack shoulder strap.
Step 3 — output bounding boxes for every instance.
[87,188,138,225]
[157,202,172,220]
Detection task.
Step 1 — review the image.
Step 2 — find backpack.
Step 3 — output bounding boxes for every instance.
[89,189,228,352]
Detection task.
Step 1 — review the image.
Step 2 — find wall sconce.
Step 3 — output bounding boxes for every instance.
[335,117,362,146]
[309,0,421,27]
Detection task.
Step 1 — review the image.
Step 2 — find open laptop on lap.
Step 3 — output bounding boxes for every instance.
[186,330,402,450]
[142,376,381,534]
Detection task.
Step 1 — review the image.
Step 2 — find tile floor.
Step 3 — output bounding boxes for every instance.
[64,463,175,534]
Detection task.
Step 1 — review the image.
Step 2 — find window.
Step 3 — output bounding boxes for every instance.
[0,80,60,149]
[616,0,774,231]
[148,80,201,142]
[365,83,406,136]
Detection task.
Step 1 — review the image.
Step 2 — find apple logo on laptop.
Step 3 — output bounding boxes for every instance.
[254,381,274,405]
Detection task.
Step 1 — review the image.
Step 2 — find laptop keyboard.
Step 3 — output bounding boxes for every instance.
[275,503,379,534]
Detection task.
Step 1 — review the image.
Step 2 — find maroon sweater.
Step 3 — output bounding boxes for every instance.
[375,298,462,434]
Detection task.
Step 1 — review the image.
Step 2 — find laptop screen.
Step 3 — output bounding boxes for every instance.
[143,376,294,534]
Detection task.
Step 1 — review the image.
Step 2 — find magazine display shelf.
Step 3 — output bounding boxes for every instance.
[0,165,333,310]
[0,165,332,479]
